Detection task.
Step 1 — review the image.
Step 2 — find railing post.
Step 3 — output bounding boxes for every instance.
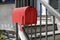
[15,0,19,40]
[23,0,25,6]
[53,16,55,40]
[46,9,48,40]
[16,23,18,40]
[26,25,29,36]
[26,0,28,6]
[35,24,37,40]
[31,24,33,40]
[40,3,42,40]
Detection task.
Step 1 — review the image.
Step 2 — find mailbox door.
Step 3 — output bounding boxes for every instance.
[25,6,37,24]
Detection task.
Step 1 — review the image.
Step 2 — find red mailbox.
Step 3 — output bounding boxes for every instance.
[12,6,37,24]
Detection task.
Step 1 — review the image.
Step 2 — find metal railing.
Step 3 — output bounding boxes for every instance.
[38,0,60,40]
[25,0,60,40]
[15,0,60,40]
[40,0,60,20]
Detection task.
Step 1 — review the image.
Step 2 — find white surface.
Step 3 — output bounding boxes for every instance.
[42,0,49,15]
[37,0,49,15]
[18,24,28,40]
[0,4,15,31]
[0,4,15,24]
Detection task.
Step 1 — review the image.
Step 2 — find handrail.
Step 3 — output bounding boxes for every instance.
[40,0,60,20]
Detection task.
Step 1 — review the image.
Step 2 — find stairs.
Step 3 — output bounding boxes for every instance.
[24,24,57,33]
[24,24,57,37]
[24,16,58,40]
[24,23,58,40]
[32,34,60,40]
[24,16,57,34]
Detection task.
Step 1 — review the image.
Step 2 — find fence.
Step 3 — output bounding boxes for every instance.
[15,0,60,40]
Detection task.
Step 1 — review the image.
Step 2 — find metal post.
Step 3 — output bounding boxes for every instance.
[46,9,48,40]
[40,3,42,40]
[53,16,55,40]
[34,0,37,7]
[16,23,18,40]
[26,0,28,6]
[28,0,30,6]
[31,24,32,40]
[15,0,19,7]
[23,0,25,6]
[35,24,37,40]
[32,0,34,6]
[15,0,20,40]
[27,25,29,36]
[21,0,23,7]
[18,0,21,7]
[30,0,32,6]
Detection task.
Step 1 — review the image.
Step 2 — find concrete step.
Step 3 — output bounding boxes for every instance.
[28,30,60,38]
[32,34,60,40]
[24,24,57,34]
